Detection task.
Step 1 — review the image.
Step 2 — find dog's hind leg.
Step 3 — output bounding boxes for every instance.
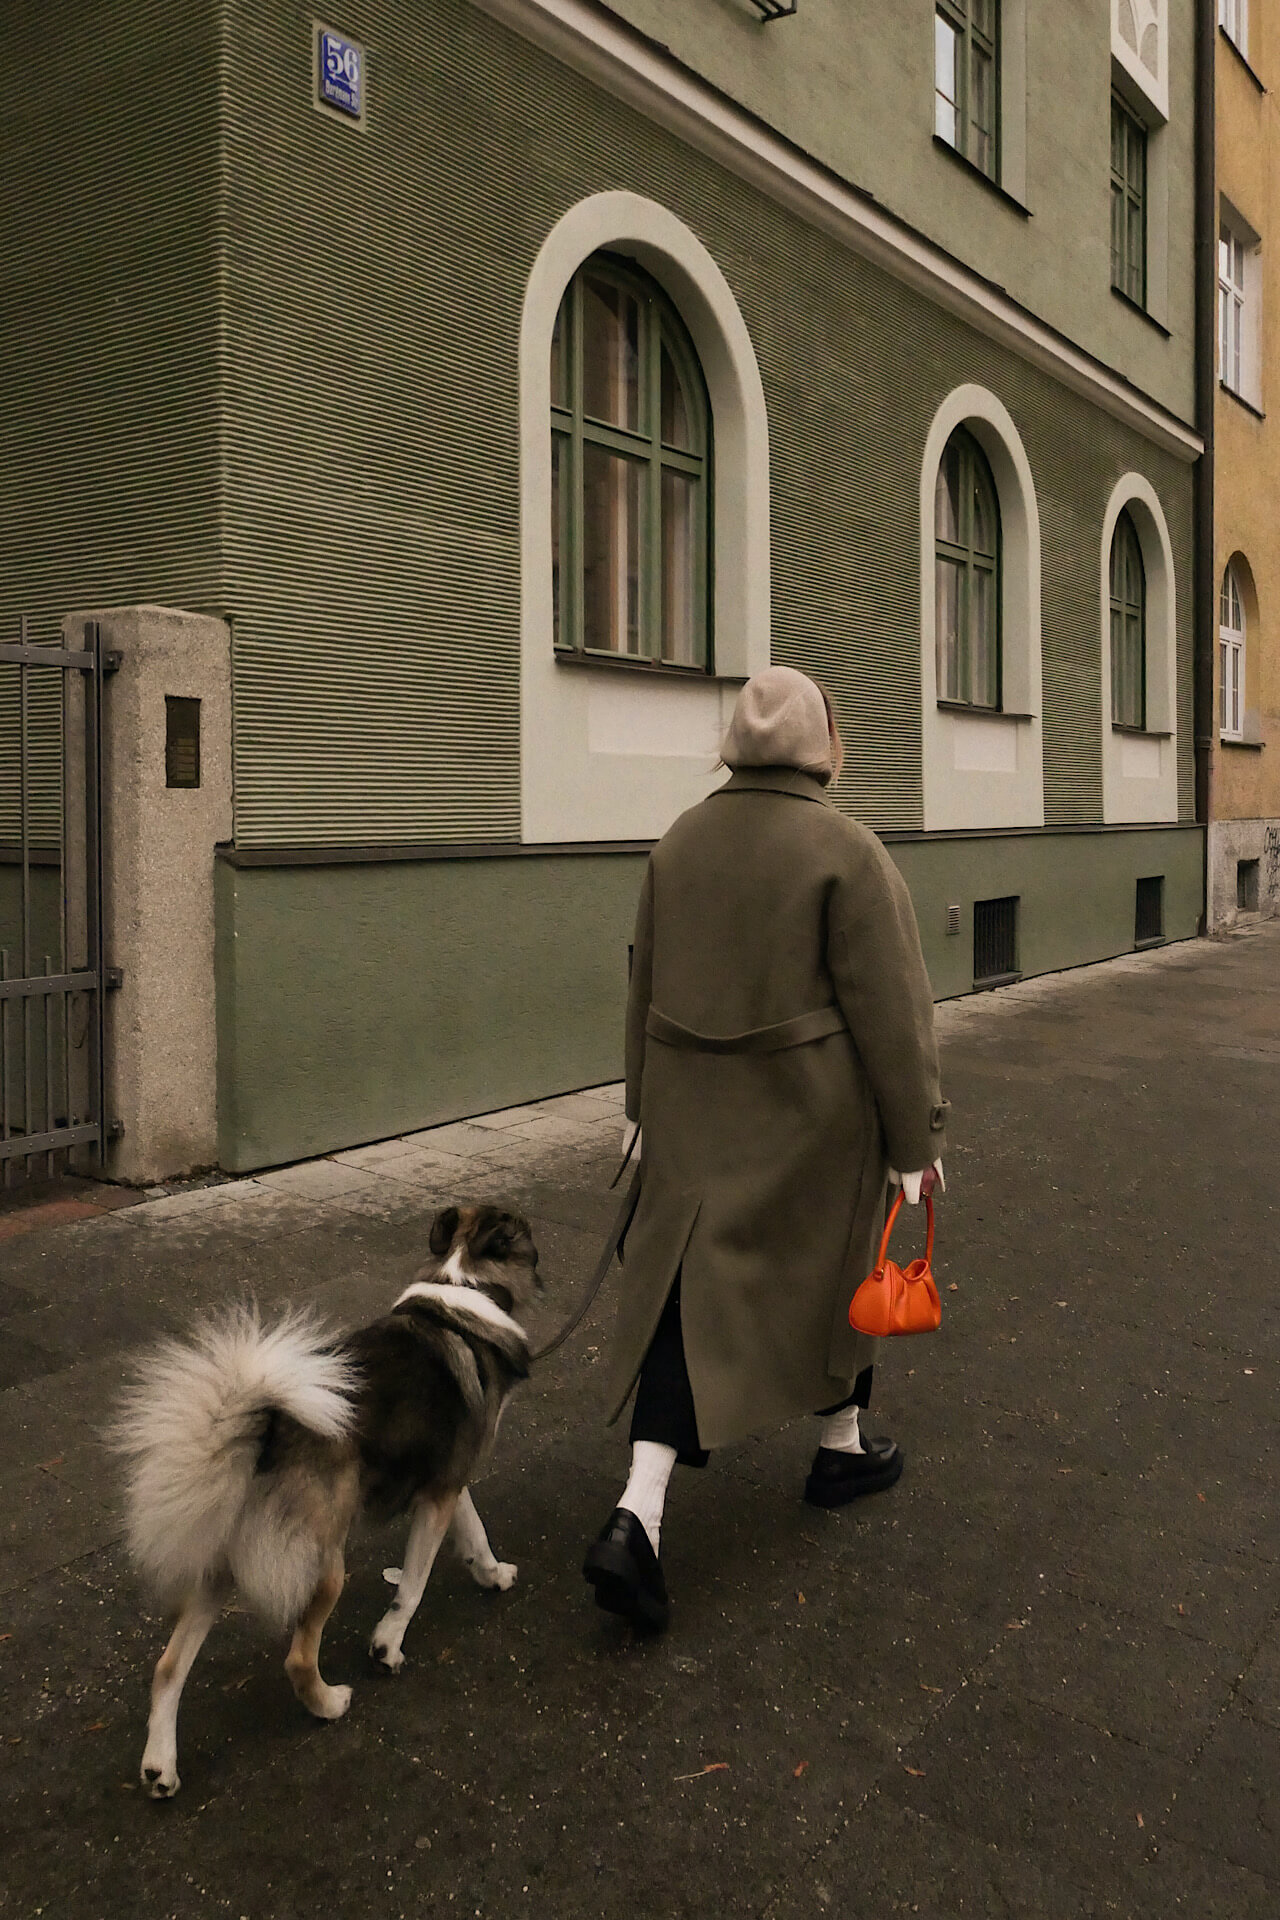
[141,1585,222,1799]
[450,1487,517,1591]
[284,1550,352,1721]
[370,1489,459,1672]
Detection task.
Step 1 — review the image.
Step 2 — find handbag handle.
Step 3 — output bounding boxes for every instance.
[874,1188,935,1272]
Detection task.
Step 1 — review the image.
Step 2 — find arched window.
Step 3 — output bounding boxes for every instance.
[934,426,1000,709]
[1109,509,1146,728]
[550,256,711,671]
[1220,563,1245,741]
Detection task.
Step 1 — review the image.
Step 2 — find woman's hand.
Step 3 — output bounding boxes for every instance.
[888,1160,945,1204]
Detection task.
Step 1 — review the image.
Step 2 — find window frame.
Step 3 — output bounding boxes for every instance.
[1219,225,1247,396]
[934,425,1003,712]
[1109,508,1147,731]
[935,0,1000,183]
[1110,92,1148,310]
[1219,563,1245,742]
[550,253,713,674]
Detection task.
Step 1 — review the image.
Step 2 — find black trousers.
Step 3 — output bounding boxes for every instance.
[629,1269,874,1469]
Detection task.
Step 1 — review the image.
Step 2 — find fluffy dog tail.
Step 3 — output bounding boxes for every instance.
[111,1304,357,1626]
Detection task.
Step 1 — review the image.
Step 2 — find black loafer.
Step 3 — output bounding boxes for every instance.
[582,1507,670,1632]
[803,1436,905,1508]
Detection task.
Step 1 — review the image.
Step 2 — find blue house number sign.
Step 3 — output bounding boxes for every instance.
[319,28,363,118]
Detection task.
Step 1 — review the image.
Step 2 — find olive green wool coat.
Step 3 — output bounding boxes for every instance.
[608,768,949,1450]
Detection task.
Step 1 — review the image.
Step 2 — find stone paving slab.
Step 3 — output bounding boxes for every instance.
[0,931,1278,1915]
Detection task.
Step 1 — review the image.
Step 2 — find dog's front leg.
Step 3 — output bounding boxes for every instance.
[370,1490,459,1672]
[449,1487,517,1590]
[141,1586,222,1799]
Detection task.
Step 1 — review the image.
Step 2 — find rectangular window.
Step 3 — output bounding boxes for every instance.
[1237,858,1260,913]
[1218,218,1261,404]
[1110,94,1147,308]
[973,895,1019,987]
[1134,875,1164,948]
[935,1,999,182]
[1219,0,1248,55]
[1220,633,1243,738]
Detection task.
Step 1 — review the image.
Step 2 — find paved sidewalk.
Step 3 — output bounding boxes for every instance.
[1,925,1278,1916]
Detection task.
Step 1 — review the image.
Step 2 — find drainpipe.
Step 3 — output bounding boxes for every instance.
[1193,0,1216,924]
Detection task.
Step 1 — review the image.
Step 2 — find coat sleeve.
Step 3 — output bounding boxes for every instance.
[826,833,949,1172]
[624,859,655,1124]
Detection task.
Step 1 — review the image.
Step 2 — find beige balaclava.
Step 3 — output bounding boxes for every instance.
[720,665,832,781]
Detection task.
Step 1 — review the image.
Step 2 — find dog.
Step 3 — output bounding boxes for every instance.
[111,1205,541,1798]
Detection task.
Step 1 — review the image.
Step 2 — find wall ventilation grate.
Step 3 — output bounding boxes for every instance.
[973,896,1020,988]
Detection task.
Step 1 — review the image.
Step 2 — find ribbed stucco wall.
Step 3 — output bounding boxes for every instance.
[0,3,222,640]
[222,0,1194,842]
[0,1,221,848]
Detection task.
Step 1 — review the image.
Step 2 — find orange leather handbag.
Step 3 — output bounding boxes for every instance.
[848,1191,941,1337]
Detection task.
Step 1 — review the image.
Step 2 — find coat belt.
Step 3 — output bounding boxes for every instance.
[645,1005,848,1055]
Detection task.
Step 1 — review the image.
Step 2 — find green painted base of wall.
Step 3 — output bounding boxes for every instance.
[215,828,1206,1172]
[214,853,647,1172]
[897,826,1204,999]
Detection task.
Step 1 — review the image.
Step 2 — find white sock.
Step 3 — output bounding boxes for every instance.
[618,1441,677,1554]
[819,1404,865,1454]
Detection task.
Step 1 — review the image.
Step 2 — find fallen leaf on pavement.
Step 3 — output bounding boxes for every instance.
[797,1592,805,1605]
[0,1634,12,1643]
[37,1455,65,1470]
[674,1763,729,1782]
[1197,1493,1206,1503]
[1136,1812,1144,1828]
[794,1762,808,1777]
[920,1684,943,1693]
[1005,1621,1026,1630]
[948,1283,959,1292]
[83,1721,108,1733]
[904,1767,925,1778]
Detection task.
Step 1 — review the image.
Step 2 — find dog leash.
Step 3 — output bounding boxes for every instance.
[529,1128,643,1363]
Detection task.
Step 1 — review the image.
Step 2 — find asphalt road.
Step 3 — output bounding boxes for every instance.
[0,924,1277,1918]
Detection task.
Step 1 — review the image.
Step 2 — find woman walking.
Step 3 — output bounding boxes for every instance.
[583,666,948,1632]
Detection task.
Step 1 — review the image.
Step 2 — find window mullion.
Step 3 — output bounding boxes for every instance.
[646,301,662,662]
[569,274,585,653]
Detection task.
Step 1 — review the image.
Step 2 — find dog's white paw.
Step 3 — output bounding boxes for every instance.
[141,1754,180,1799]
[382,1566,402,1587]
[370,1630,405,1673]
[475,1559,518,1592]
[310,1682,352,1722]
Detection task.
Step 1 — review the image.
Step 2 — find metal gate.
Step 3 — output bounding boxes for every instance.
[0,618,116,1181]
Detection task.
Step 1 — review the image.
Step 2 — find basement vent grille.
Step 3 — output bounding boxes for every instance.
[1134,874,1164,947]
[1237,859,1260,914]
[973,896,1020,988]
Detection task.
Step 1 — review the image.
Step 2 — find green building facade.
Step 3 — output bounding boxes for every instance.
[3,1,1203,1171]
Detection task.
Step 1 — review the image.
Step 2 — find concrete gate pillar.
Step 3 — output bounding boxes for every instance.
[62,605,232,1184]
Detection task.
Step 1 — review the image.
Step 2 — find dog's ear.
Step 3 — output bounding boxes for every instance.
[472,1210,536,1266]
[429,1207,459,1257]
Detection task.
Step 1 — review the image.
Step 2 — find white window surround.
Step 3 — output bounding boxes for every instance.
[1219,0,1248,57]
[1099,475,1178,823]
[920,385,1043,832]
[1220,561,1245,741]
[1112,0,1168,123]
[519,191,770,844]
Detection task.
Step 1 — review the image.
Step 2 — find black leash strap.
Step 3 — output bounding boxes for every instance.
[529,1149,642,1364]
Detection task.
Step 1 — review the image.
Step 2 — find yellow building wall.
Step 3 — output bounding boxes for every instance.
[1215,11,1280,826]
